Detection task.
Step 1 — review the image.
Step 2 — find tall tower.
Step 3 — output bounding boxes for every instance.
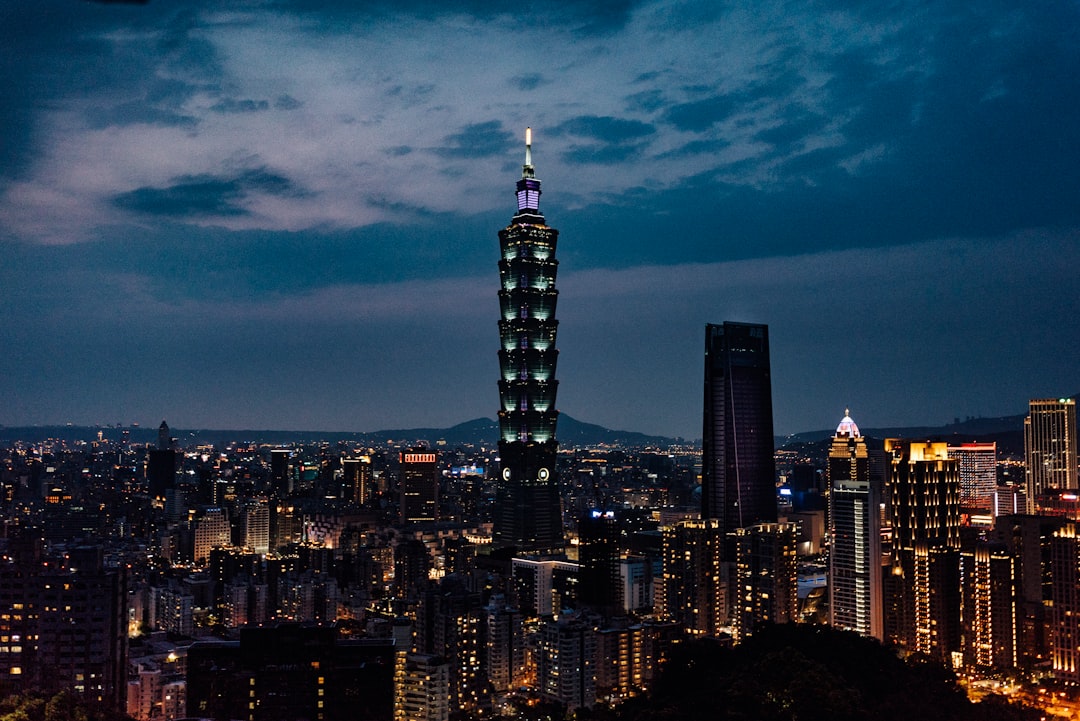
[701,322,777,546]
[827,410,883,640]
[1025,398,1078,513]
[400,450,439,524]
[885,440,962,660]
[494,128,564,555]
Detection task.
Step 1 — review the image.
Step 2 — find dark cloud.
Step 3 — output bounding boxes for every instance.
[113,169,301,218]
[510,74,547,91]
[656,138,729,159]
[551,115,655,141]
[550,115,656,165]
[274,94,303,110]
[625,89,667,113]
[662,95,734,132]
[211,98,271,113]
[434,121,515,158]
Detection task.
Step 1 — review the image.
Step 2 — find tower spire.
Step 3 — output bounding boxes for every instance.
[523,127,534,178]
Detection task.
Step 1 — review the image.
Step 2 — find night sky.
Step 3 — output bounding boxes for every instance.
[1,1,1078,439]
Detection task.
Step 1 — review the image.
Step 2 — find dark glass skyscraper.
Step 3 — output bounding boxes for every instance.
[701,322,777,546]
[494,129,564,555]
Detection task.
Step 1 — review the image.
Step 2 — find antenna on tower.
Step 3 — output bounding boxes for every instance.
[525,127,533,168]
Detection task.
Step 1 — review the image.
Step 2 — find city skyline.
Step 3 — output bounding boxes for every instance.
[2,2,1079,439]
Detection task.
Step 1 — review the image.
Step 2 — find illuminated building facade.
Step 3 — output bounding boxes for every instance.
[885,440,962,659]
[661,519,727,636]
[732,522,798,642]
[1050,522,1080,682]
[1025,398,1078,513]
[494,128,564,555]
[536,614,596,711]
[827,411,883,640]
[342,456,373,505]
[399,451,439,524]
[960,544,1017,672]
[948,442,997,513]
[701,322,777,550]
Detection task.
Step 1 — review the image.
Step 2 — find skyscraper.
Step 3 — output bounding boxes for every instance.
[827,411,883,640]
[701,322,777,543]
[400,450,439,524]
[885,440,962,660]
[1025,398,1078,513]
[494,128,564,555]
[949,442,997,513]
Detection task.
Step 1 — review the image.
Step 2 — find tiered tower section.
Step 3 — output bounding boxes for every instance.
[494,128,564,555]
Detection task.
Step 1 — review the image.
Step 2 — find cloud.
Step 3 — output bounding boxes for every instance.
[210,98,271,113]
[112,169,301,217]
[434,121,516,159]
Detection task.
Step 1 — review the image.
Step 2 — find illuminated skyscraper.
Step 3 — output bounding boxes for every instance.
[827,411,883,640]
[1050,522,1080,682]
[885,440,962,660]
[1025,398,1078,513]
[701,322,777,546]
[949,442,997,513]
[494,128,564,555]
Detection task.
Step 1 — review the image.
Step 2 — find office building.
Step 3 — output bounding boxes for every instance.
[270,449,293,497]
[885,440,962,659]
[827,411,883,640]
[192,506,231,564]
[146,420,177,501]
[493,128,565,555]
[399,450,439,524]
[1050,522,1080,682]
[342,456,374,505]
[1025,398,1078,513]
[578,510,622,615]
[701,322,777,548]
[949,442,997,513]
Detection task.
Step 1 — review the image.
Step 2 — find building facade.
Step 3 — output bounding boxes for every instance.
[827,411,883,640]
[1025,398,1078,513]
[494,128,564,555]
[701,322,777,550]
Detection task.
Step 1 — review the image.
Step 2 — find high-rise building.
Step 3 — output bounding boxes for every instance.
[270,449,293,497]
[884,440,962,659]
[949,442,997,513]
[494,128,564,556]
[960,544,1017,673]
[732,522,798,642]
[342,456,374,505]
[827,411,883,640]
[192,506,231,564]
[578,510,623,615]
[536,614,596,711]
[661,519,727,636]
[186,626,394,721]
[1050,522,1080,682]
[1025,398,1078,513]
[701,322,777,547]
[399,450,439,524]
[146,420,177,501]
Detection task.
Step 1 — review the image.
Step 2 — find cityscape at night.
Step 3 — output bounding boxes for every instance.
[2,1,1080,720]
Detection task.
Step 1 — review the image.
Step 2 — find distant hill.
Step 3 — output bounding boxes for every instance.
[0,414,679,449]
